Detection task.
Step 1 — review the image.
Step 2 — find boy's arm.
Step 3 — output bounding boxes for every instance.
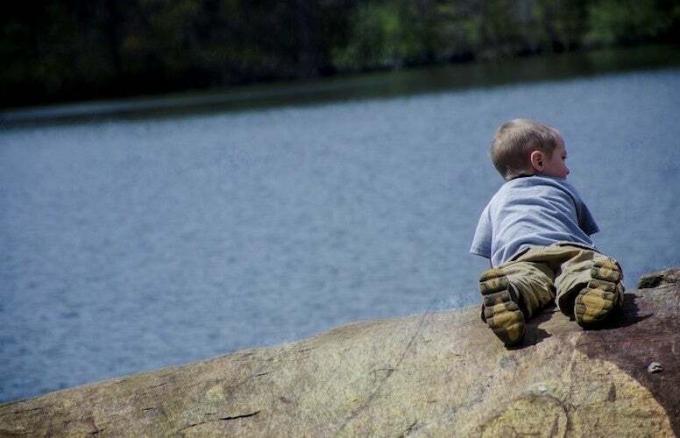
[563,180,599,235]
[577,198,599,235]
[470,205,492,260]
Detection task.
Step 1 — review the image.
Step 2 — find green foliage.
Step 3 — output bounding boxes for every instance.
[333,2,410,70]
[1,0,678,107]
[429,2,482,59]
[586,0,673,45]
[532,0,589,51]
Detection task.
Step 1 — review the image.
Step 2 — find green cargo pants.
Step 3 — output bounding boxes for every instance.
[479,243,624,345]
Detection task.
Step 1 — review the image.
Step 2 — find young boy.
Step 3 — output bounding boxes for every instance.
[470,119,624,347]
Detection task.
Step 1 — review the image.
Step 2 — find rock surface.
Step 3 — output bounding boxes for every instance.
[1,269,679,437]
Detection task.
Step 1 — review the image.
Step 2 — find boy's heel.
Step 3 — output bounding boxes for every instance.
[575,259,624,328]
[480,269,525,346]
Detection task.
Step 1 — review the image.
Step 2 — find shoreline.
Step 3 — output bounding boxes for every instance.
[3,45,679,127]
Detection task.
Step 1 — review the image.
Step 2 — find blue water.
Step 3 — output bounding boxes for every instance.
[1,68,679,403]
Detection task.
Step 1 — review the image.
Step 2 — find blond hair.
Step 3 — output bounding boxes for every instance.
[490,119,561,180]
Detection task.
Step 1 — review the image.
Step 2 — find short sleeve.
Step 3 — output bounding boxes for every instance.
[470,204,492,259]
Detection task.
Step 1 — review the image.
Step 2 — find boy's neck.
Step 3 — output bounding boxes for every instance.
[509,173,535,180]
[507,173,564,182]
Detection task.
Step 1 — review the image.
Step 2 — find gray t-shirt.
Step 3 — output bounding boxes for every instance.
[470,175,599,267]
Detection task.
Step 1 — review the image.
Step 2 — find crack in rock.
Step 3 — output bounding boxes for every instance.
[335,310,432,435]
[400,420,420,437]
[179,410,261,432]
[219,410,261,421]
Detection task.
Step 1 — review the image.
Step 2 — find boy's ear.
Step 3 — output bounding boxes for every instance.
[530,150,544,171]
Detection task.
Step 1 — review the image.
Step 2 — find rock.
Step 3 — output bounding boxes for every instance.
[1,268,680,437]
[648,362,664,374]
[638,268,680,289]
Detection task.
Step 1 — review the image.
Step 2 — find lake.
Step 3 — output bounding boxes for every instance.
[1,47,679,403]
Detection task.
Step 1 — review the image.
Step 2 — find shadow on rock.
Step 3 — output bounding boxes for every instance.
[581,293,653,332]
[576,281,680,436]
[514,306,555,349]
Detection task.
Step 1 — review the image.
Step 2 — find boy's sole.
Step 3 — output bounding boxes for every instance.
[480,269,525,346]
[574,260,623,327]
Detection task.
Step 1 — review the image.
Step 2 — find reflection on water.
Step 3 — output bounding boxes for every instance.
[1,48,680,403]
[2,45,680,125]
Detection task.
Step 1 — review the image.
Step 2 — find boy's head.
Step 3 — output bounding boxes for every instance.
[490,119,569,181]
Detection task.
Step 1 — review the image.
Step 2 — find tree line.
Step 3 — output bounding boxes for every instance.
[2,0,679,108]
